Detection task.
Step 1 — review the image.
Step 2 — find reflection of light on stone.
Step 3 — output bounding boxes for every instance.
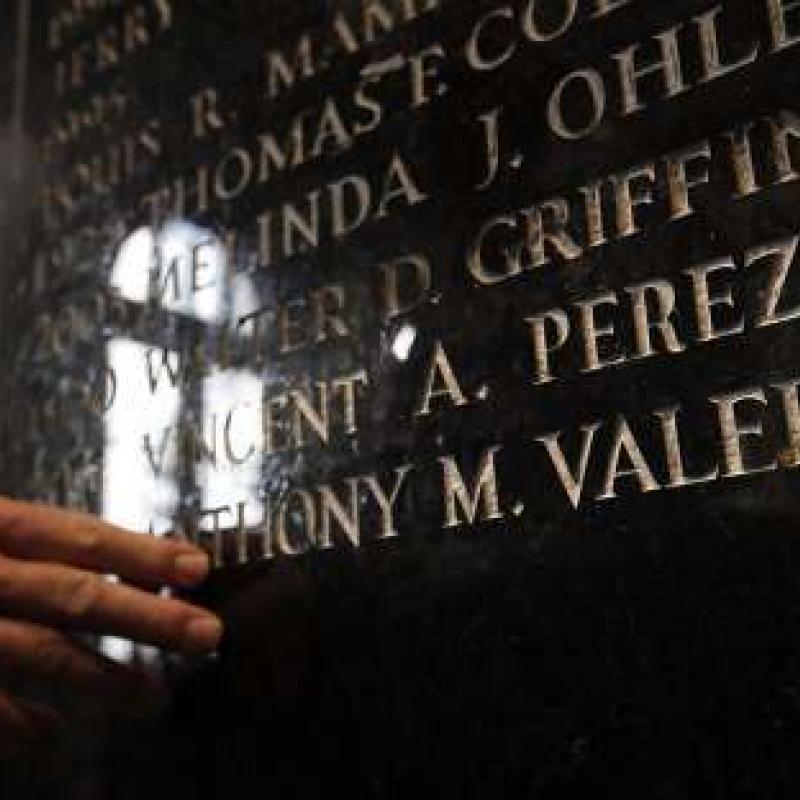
[100,339,183,666]
[111,221,227,324]
[102,338,180,532]
[100,635,160,667]
[97,583,160,667]
[103,223,263,660]
[110,226,154,305]
[99,635,134,664]
[198,369,264,530]
[391,324,417,362]
[157,220,226,323]
[230,272,259,334]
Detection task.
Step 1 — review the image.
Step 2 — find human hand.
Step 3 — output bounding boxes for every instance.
[0,497,222,754]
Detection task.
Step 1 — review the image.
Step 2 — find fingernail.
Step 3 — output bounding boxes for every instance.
[185,615,223,653]
[174,553,210,585]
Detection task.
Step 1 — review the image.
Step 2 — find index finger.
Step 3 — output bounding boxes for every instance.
[0,497,210,588]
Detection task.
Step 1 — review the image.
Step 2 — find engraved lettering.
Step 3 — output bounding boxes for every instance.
[710,389,778,477]
[416,341,468,416]
[597,417,661,500]
[440,446,504,528]
[685,258,744,342]
[537,423,602,508]
[613,26,687,116]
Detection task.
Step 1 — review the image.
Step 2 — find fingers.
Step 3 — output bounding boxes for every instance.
[0,556,223,655]
[0,688,62,757]
[0,619,165,712]
[0,497,210,588]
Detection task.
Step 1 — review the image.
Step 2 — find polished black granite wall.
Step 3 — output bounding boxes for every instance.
[5,1,800,797]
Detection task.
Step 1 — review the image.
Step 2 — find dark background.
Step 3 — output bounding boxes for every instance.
[4,1,800,797]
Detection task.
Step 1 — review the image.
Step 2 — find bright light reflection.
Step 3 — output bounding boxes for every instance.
[391,324,417,362]
[198,368,264,530]
[110,226,153,305]
[230,271,260,332]
[111,221,227,324]
[103,338,180,533]
[102,222,263,663]
[101,338,182,665]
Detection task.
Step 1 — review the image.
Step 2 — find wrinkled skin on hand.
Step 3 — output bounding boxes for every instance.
[0,497,223,756]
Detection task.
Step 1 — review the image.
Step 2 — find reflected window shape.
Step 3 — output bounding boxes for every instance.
[101,220,259,665]
[103,338,181,533]
[197,368,264,531]
[112,221,227,324]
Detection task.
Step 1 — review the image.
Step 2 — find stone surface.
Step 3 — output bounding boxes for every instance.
[4,1,800,796]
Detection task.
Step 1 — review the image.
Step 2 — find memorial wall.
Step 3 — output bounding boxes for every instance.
[4,0,800,796]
